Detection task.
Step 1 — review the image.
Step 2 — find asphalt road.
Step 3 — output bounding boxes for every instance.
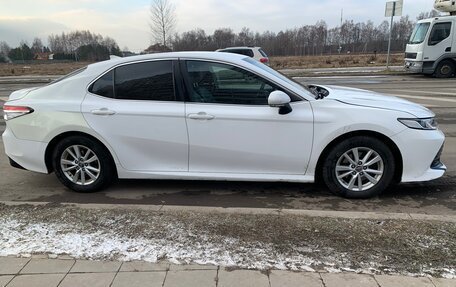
[0,74,455,215]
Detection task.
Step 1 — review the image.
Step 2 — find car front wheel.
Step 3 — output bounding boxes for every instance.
[52,136,115,193]
[322,136,396,198]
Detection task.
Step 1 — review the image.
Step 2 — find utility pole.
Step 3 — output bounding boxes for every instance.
[386,1,395,69]
[338,9,343,54]
[385,0,403,69]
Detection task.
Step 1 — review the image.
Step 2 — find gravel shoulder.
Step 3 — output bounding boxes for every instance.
[1,203,454,279]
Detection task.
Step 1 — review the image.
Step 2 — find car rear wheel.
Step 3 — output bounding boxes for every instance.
[322,136,395,198]
[52,136,115,193]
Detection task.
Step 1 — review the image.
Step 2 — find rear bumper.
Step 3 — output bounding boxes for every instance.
[2,127,48,173]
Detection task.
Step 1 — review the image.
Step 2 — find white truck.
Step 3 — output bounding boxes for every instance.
[405,0,456,77]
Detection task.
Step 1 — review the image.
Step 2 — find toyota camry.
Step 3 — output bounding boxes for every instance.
[2,52,446,198]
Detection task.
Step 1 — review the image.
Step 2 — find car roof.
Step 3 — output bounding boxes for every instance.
[218,47,261,50]
[85,51,249,74]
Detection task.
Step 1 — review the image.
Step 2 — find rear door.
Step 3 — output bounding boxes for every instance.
[81,60,189,172]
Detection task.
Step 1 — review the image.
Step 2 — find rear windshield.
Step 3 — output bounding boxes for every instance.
[222,49,254,58]
[49,67,87,85]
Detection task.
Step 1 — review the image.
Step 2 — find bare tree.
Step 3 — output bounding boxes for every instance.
[150,0,176,48]
[31,38,44,54]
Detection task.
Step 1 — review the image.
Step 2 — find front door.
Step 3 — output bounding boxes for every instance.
[182,60,313,175]
[424,21,454,61]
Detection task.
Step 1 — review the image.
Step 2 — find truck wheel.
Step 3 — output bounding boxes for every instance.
[434,60,455,78]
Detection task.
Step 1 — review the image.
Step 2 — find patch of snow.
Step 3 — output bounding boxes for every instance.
[0,215,454,279]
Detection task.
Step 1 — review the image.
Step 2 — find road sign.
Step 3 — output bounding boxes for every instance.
[385,0,403,17]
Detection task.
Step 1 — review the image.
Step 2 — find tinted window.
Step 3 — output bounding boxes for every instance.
[185,60,283,105]
[259,49,268,57]
[428,22,452,46]
[90,70,114,98]
[115,61,175,101]
[223,49,254,57]
[242,49,255,57]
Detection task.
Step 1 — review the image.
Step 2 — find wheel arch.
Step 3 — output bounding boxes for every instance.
[44,131,117,175]
[315,130,403,184]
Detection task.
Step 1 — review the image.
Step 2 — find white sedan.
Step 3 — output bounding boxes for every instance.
[2,52,446,198]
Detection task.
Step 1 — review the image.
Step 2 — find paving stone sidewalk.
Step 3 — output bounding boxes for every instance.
[0,257,454,287]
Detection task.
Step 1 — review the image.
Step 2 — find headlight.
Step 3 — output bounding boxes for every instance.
[398,118,438,130]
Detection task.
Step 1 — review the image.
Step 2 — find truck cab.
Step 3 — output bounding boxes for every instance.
[405,16,456,77]
[405,0,456,77]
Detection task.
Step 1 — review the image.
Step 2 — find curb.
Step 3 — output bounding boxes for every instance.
[1,200,456,223]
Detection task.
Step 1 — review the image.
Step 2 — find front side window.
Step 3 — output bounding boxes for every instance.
[185,61,283,105]
[409,22,431,44]
[428,22,452,46]
[115,61,175,101]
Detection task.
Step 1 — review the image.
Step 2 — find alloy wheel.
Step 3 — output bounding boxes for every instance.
[335,147,384,192]
[60,145,101,186]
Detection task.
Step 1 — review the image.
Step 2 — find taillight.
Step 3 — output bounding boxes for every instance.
[3,105,34,121]
[260,58,269,63]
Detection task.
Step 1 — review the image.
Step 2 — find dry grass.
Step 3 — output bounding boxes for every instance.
[0,54,405,76]
[0,62,89,77]
[270,53,404,69]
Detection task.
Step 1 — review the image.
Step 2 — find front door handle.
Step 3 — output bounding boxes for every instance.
[91,108,116,116]
[188,112,215,120]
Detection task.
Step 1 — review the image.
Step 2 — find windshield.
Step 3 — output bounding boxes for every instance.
[409,22,431,44]
[243,57,312,95]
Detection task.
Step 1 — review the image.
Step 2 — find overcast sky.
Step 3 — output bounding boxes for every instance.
[0,0,436,52]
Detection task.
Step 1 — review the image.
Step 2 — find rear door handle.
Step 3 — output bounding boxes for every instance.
[91,108,116,116]
[188,112,215,120]
[446,47,452,52]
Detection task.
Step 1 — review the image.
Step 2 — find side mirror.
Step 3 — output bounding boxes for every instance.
[268,91,292,115]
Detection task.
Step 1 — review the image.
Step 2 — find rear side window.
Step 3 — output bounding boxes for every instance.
[241,49,254,57]
[428,22,452,46]
[259,49,268,57]
[89,70,114,98]
[115,61,175,101]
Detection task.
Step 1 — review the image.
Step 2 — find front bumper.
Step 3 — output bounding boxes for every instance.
[2,127,49,173]
[392,128,446,183]
[405,60,423,73]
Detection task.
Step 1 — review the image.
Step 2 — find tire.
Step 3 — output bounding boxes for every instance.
[322,136,395,199]
[52,135,116,193]
[434,60,455,78]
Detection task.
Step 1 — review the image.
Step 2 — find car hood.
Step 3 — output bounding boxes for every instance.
[320,85,434,118]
